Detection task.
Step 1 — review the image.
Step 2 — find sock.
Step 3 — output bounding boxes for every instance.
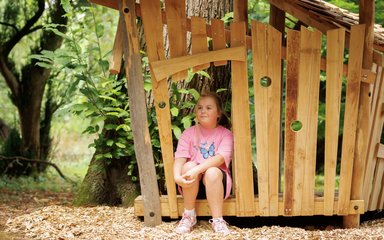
[184,208,196,217]
[211,217,223,221]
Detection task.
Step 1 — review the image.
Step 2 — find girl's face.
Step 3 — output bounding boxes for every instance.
[196,96,221,129]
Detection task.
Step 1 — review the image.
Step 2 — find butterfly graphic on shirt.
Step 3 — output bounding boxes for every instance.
[200,142,215,159]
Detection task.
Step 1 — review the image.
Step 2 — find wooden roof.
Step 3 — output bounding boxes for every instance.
[90,0,384,53]
[272,0,384,52]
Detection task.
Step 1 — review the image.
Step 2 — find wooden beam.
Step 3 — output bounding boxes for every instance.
[118,0,161,226]
[134,195,365,216]
[149,46,246,81]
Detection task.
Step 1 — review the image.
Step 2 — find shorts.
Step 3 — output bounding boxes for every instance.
[196,168,227,199]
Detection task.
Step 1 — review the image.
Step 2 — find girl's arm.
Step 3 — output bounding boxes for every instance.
[182,154,225,181]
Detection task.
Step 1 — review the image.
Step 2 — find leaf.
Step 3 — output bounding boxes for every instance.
[170,107,179,117]
[172,125,182,139]
[103,152,113,158]
[115,142,126,149]
[106,140,114,146]
[188,89,200,101]
[35,62,53,69]
[99,95,117,102]
[61,0,73,13]
[96,24,105,38]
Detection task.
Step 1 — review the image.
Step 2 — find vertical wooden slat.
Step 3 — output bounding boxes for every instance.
[369,66,383,116]
[369,156,384,210]
[165,0,187,81]
[284,29,300,216]
[211,19,227,66]
[291,27,322,216]
[140,0,178,218]
[251,20,281,216]
[364,65,384,210]
[300,27,322,216]
[191,16,210,72]
[323,28,345,216]
[231,21,255,217]
[338,24,365,215]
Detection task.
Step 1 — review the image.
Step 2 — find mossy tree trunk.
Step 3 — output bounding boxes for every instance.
[75,124,139,206]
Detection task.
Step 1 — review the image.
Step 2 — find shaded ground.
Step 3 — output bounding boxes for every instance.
[0,189,383,239]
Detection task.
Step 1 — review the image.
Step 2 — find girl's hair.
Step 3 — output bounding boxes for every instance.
[197,91,232,129]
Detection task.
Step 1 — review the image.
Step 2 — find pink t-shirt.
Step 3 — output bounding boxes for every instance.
[174,124,233,199]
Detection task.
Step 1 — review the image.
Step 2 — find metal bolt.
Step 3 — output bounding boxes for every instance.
[354,205,358,210]
[149,212,155,217]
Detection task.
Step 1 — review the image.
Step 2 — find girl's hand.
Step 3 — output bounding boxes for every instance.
[175,175,195,188]
[182,168,200,183]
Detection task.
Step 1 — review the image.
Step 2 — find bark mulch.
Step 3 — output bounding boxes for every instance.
[1,190,383,240]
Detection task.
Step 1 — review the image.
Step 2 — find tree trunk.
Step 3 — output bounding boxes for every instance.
[75,124,139,206]
[0,0,67,171]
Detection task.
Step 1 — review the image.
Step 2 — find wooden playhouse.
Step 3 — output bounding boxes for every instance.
[90,0,384,228]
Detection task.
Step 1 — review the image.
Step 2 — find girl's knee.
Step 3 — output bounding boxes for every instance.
[203,167,223,183]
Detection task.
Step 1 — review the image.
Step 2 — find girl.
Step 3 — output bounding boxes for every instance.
[173,92,233,235]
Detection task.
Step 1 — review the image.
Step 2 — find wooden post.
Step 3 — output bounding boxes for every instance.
[118,0,161,226]
[234,0,248,28]
[344,0,374,228]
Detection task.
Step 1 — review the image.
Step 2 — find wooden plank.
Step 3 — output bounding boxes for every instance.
[211,19,227,66]
[109,16,124,74]
[379,166,384,210]
[298,27,322,216]
[140,0,178,219]
[323,28,345,216]
[150,47,246,81]
[338,24,365,215]
[165,0,187,81]
[251,20,281,216]
[363,67,384,210]
[368,157,384,210]
[119,0,161,226]
[134,195,365,216]
[283,29,300,216]
[231,21,255,217]
[191,16,210,72]
[378,144,384,159]
[370,66,382,115]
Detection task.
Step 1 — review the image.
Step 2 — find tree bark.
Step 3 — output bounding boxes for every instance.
[75,122,139,206]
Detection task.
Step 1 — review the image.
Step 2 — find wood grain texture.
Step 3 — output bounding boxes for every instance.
[231,21,255,217]
[251,20,281,216]
[191,16,210,72]
[284,29,300,216]
[119,0,161,226]
[324,28,345,216]
[165,0,187,81]
[338,24,365,215]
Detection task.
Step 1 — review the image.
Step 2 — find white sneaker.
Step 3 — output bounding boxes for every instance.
[209,218,230,235]
[175,213,197,234]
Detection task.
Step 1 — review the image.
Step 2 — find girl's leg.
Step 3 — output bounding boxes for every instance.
[203,167,224,218]
[181,161,200,210]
